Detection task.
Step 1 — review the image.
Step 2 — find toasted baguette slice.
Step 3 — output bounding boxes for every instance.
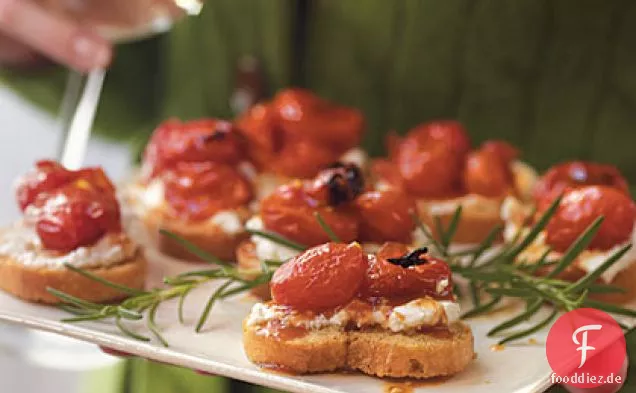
[418,205,503,245]
[236,240,272,299]
[0,253,146,304]
[243,321,474,378]
[143,207,250,262]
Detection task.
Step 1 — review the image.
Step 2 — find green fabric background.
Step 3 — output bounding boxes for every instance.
[2,0,635,391]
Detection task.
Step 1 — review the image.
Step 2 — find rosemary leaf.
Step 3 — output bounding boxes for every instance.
[441,206,463,250]
[246,229,307,251]
[62,314,111,323]
[527,247,553,274]
[468,225,502,267]
[63,263,146,295]
[499,309,558,345]
[586,284,627,294]
[487,298,543,336]
[117,307,143,320]
[485,287,535,299]
[582,300,636,318]
[546,217,604,278]
[196,281,233,332]
[462,296,502,319]
[564,244,632,294]
[147,302,168,347]
[115,316,151,342]
[469,282,481,307]
[505,195,562,261]
[410,211,444,256]
[46,288,101,310]
[314,212,341,242]
[159,229,232,267]
[57,304,92,316]
[178,286,194,324]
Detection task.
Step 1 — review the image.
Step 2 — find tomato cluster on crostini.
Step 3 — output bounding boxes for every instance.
[15,160,121,252]
[237,88,365,179]
[502,160,636,303]
[271,242,453,312]
[372,120,535,245]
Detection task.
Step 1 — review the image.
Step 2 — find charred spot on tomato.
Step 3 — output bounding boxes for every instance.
[323,162,364,206]
[387,247,430,268]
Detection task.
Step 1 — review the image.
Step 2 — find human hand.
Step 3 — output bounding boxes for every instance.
[0,0,112,71]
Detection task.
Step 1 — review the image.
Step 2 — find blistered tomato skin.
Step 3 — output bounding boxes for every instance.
[236,103,283,170]
[370,159,404,190]
[143,119,245,178]
[273,88,364,151]
[163,162,252,221]
[481,140,519,166]
[463,149,511,197]
[270,138,339,179]
[260,184,358,246]
[271,243,367,311]
[397,139,463,198]
[534,161,630,210]
[35,186,121,252]
[362,243,453,301]
[15,160,74,211]
[545,186,636,252]
[355,190,415,243]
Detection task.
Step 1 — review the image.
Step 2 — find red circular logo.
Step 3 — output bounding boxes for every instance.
[546,308,626,388]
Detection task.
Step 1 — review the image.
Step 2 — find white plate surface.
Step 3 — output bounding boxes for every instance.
[0,247,565,393]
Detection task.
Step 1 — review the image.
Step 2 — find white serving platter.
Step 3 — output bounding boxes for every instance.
[0,245,564,393]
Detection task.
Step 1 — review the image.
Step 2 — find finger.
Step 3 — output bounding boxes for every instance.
[0,32,41,67]
[563,358,628,393]
[0,0,112,72]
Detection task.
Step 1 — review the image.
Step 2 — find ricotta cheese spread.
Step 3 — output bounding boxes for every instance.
[245,216,300,262]
[246,298,460,333]
[0,223,137,270]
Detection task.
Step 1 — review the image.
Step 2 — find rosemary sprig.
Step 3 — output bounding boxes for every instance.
[428,204,636,344]
[314,212,341,242]
[49,231,277,346]
[246,229,307,251]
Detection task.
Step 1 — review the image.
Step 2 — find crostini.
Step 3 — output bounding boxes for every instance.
[372,121,537,244]
[237,163,425,298]
[237,88,367,200]
[243,242,474,378]
[502,161,636,303]
[128,119,254,261]
[0,161,146,303]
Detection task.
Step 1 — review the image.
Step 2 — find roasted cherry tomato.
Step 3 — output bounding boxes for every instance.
[163,162,252,221]
[415,120,472,158]
[271,242,367,311]
[143,118,245,178]
[260,183,358,246]
[269,137,340,179]
[534,161,630,211]
[273,88,364,151]
[463,149,511,197]
[35,185,121,252]
[370,159,404,190]
[15,160,74,211]
[355,190,415,243]
[397,138,463,198]
[481,140,519,166]
[362,243,453,301]
[545,186,636,252]
[305,163,364,207]
[236,103,284,170]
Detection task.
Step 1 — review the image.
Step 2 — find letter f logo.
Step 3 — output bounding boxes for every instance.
[572,324,602,368]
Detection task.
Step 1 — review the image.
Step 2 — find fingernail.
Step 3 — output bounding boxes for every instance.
[73,34,111,69]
